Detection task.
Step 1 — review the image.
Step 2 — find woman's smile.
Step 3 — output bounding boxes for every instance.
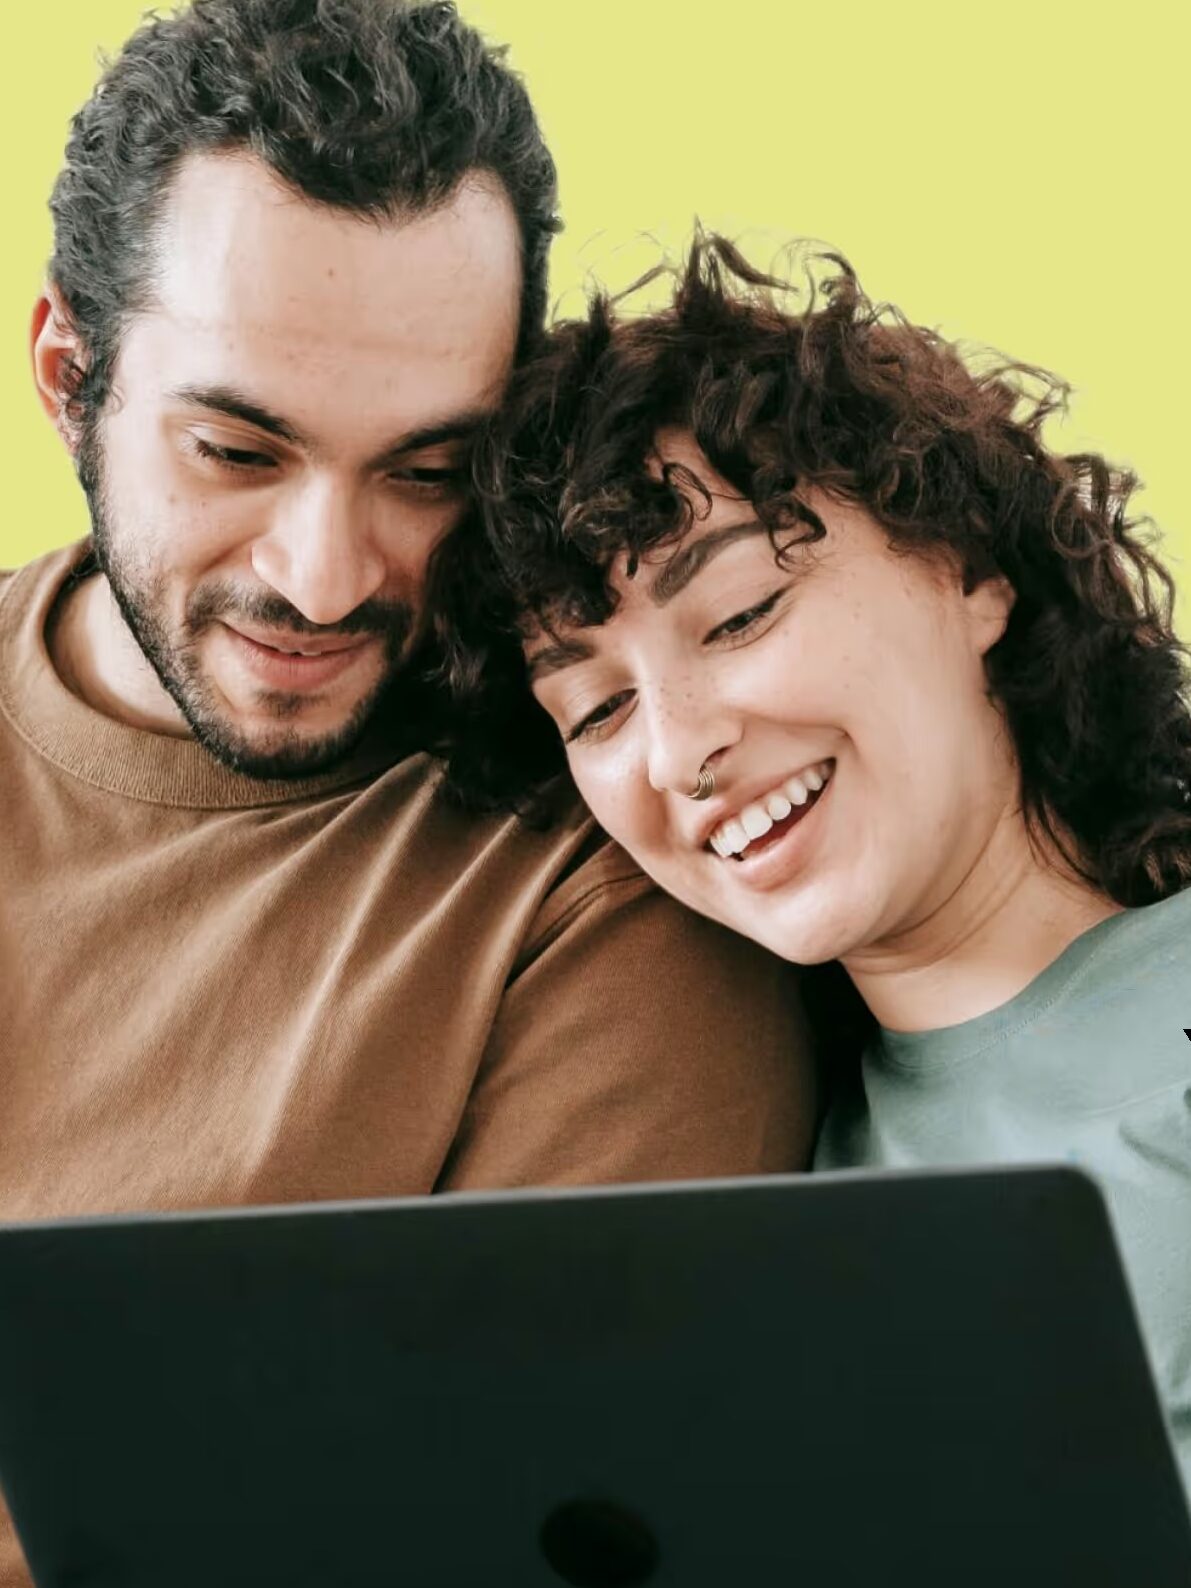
[704,760,834,860]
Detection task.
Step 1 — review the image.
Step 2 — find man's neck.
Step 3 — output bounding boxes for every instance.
[843,818,1123,1035]
[47,567,191,738]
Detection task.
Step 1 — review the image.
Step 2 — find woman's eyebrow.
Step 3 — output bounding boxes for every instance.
[649,518,768,606]
[525,635,596,683]
[525,518,772,682]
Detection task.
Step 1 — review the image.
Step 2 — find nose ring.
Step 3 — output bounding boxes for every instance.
[686,763,716,801]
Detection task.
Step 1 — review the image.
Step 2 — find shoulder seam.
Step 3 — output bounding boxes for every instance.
[515,848,653,971]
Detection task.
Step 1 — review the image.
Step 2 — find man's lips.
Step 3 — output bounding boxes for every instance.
[222,623,369,657]
[218,622,378,692]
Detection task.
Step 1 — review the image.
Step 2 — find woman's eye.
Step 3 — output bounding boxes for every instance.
[565,690,633,745]
[705,589,783,643]
[193,438,276,471]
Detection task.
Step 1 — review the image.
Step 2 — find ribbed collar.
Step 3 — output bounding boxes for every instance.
[0,544,402,809]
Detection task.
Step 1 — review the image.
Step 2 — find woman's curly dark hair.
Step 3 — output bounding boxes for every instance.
[432,234,1191,906]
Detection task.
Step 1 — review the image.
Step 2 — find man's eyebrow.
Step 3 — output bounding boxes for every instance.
[525,635,596,683]
[168,384,307,446]
[168,386,488,466]
[369,411,488,468]
[649,518,770,606]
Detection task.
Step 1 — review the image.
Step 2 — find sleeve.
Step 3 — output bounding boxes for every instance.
[437,865,819,1189]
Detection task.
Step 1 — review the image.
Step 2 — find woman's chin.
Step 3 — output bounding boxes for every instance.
[717,886,866,968]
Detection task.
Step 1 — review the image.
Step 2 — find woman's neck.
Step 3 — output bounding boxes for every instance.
[842,814,1123,1035]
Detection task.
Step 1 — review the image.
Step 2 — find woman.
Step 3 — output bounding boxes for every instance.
[432,237,1191,1485]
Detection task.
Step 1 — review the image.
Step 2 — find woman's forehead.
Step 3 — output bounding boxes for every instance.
[648,426,737,503]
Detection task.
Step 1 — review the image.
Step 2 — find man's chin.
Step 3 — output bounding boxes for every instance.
[177,686,390,781]
[187,716,372,780]
[155,647,428,780]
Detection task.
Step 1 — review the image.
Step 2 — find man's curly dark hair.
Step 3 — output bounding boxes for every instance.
[433,235,1191,907]
[49,0,558,431]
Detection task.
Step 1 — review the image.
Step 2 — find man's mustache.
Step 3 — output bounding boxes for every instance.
[185,584,413,644]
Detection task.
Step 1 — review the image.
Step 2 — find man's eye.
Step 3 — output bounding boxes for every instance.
[193,439,276,471]
[388,465,465,497]
[705,589,783,643]
[565,690,633,745]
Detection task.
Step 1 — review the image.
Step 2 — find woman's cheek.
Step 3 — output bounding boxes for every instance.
[576,760,641,847]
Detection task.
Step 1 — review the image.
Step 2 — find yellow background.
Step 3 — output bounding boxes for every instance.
[3,1,1186,622]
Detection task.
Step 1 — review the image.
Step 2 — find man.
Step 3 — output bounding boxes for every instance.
[0,1,814,1578]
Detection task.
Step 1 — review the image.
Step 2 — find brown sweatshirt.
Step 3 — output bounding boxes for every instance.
[0,546,816,1583]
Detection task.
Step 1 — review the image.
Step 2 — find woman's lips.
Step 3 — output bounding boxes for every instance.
[706,762,834,858]
[711,776,833,890]
[726,793,820,859]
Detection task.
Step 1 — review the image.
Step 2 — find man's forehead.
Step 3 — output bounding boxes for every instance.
[149,152,521,360]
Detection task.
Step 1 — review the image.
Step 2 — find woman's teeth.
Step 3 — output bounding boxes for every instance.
[708,762,833,859]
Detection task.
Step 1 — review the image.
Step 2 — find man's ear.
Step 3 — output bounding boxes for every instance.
[31,282,85,454]
[963,572,1015,657]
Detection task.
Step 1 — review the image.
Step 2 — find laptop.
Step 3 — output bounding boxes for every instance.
[0,1166,1187,1587]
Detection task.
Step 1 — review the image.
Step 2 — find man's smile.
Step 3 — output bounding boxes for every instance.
[217,621,379,694]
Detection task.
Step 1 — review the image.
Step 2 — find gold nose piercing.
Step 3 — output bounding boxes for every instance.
[686,764,715,801]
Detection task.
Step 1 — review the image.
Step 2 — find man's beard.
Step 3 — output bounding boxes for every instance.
[76,425,417,780]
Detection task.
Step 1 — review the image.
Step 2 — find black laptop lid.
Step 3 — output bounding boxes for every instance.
[0,1166,1187,1587]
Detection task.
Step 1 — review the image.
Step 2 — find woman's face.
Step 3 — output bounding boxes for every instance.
[525,430,1021,968]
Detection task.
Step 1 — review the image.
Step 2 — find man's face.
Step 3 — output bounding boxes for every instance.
[76,152,521,777]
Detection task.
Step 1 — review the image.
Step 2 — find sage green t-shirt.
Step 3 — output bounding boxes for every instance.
[815,886,1191,1489]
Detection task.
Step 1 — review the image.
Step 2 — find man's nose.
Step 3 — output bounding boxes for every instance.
[249,479,388,626]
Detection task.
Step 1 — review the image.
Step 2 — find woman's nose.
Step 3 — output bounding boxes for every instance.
[643,686,739,797]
